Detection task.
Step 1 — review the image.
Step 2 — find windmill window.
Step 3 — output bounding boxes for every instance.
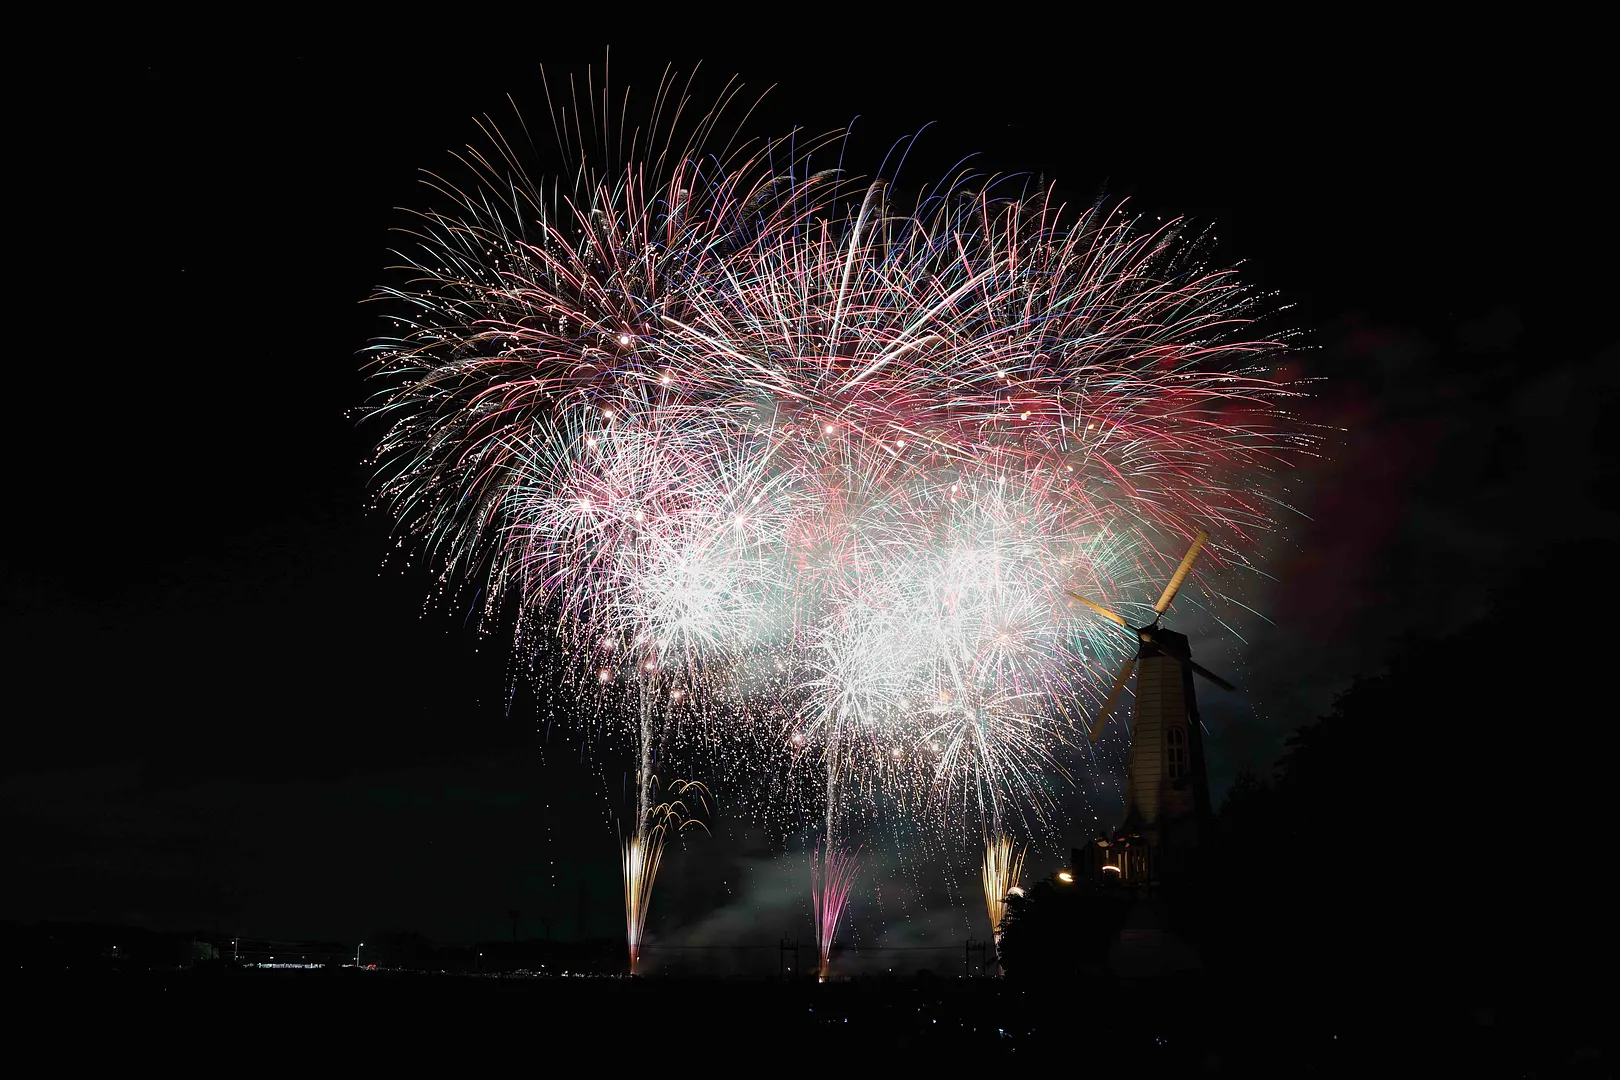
[1167,727,1187,779]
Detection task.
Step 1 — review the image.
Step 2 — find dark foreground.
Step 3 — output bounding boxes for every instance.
[12,969,1609,1074]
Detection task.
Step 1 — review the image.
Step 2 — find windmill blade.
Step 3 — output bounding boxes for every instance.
[1066,591,1130,629]
[1189,660,1236,692]
[1089,657,1136,744]
[1153,529,1210,615]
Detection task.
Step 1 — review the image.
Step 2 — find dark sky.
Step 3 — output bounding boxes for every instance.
[5,27,1612,957]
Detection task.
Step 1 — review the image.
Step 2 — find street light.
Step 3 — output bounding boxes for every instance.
[354,942,364,967]
[1056,871,1075,883]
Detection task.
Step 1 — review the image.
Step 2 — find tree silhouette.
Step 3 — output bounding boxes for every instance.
[1004,539,1612,1040]
[998,878,1130,984]
[1202,544,1612,1025]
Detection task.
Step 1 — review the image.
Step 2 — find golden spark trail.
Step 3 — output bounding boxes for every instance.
[982,832,1026,953]
[622,767,711,974]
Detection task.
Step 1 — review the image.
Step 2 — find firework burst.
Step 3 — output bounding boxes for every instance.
[366,63,1314,924]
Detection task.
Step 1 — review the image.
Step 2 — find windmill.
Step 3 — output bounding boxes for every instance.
[1067,529,1236,880]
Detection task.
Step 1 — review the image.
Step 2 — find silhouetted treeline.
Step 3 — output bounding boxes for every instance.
[0,921,624,976]
[1205,568,1609,1010]
[1005,541,1613,1036]
[0,922,219,969]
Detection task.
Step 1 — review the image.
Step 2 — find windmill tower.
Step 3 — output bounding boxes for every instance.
[1069,529,1234,885]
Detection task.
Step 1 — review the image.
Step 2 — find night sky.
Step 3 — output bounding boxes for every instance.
[6,28,1611,958]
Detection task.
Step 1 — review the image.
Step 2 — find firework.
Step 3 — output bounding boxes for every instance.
[981,832,1027,947]
[680,172,1305,830]
[367,63,1312,908]
[810,844,861,980]
[622,778,711,973]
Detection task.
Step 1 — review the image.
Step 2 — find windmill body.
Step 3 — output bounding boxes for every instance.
[1069,530,1228,887]
[1120,627,1213,879]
